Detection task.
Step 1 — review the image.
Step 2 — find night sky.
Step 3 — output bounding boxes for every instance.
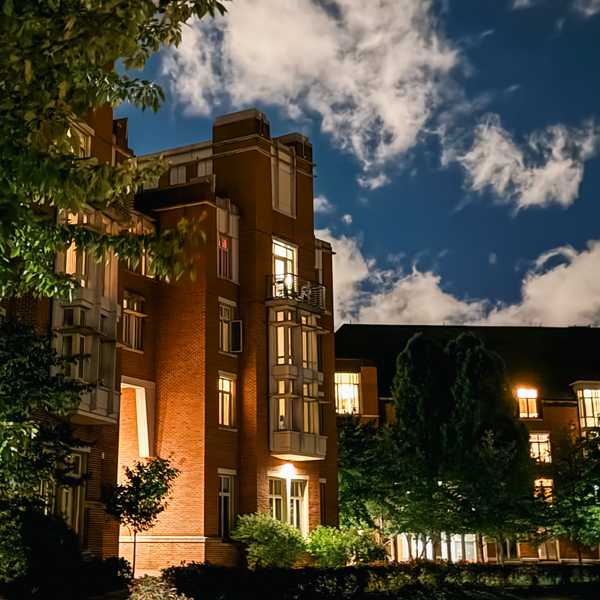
[117,0,600,327]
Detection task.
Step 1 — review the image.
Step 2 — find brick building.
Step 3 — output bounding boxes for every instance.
[3,106,132,558]
[335,324,600,563]
[117,109,338,571]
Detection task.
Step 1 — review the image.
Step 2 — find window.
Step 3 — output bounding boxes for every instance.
[303,383,319,434]
[98,341,113,388]
[335,372,360,414]
[169,165,186,185]
[315,245,323,284]
[122,292,145,351]
[40,452,87,534]
[269,478,284,521]
[289,480,306,531]
[218,374,236,427]
[271,147,295,216]
[534,478,553,501]
[218,474,235,539]
[217,234,232,280]
[62,334,86,379]
[275,380,294,431]
[530,433,552,463]
[197,160,212,177]
[68,125,91,158]
[275,311,294,365]
[577,388,600,430]
[517,387,539,419]
[217,199,239,283]
[126,215,154,277]
[219,302,235,352]
[273,239,296,284]
[319,480,327,525]
[64,243,88,287]
[301,315,317,370]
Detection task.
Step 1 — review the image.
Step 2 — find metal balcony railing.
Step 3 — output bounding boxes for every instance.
[267,274,326,310]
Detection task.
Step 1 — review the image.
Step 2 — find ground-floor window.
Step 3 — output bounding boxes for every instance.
[218,473,236,539]
[39,451,87,535]
[268,476,308,534]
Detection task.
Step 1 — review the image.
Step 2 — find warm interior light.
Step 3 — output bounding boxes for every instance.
[281,463,296,479]
[517,387,538,399]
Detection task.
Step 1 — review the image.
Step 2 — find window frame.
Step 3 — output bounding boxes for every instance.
[334,372,361,414]
[218,472,236,540]
[122,292,146,352]
[517,387,539,419]
[529,432,552,463]
[218,372,237,428]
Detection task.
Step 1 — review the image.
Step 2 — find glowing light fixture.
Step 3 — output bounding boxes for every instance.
[517,387,537,399]
[281,463,296,479]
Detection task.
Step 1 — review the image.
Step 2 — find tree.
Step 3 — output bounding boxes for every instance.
[1,0,226,300]
[0,318,86,581]
[338,332,540,561]
[106,457,180,576]
[548,427,600,562]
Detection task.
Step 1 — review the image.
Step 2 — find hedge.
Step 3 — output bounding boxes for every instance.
[163,561,600,600]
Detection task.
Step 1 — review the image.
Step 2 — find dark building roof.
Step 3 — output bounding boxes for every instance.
[335,324,600,401]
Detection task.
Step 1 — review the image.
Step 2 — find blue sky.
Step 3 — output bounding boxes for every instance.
[117,0,600,326]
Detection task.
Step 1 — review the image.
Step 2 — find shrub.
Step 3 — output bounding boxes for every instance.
[308,527,350,567]
[130,575,192,600]
[231,513,306,569]
[308,527,386,567]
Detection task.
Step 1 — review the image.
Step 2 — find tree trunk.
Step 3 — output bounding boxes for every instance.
[577,543,582,564]
[132,530,137,578]
[477,534,485,563]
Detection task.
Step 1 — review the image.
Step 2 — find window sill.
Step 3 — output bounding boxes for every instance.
[218,350,239,359]
[273,207,297,219]
[218,426,238,433]
[120,346,145,355]
[217,275,239,285]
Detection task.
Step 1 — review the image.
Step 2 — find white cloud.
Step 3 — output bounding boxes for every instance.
[512,0,535,9]
[341,214,353,225]
[445,114,599,210]
[357,173,391,190]
[320,229,600,327]
[314,195,334,214]
[574,0,600,17]
[488,252,498,266]
[162,0,458,183]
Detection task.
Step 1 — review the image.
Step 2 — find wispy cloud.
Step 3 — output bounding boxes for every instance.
[162,0,459,187]
[314,195,335,214]
[341,214,353,225]
[573,0,600,17]
[443,114,599,210]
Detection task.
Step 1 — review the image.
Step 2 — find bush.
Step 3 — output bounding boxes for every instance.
[163,561,600,600]
[0,506,131,599]
[308,527,386,567]
[231,513,306,569]
[130,575,192,600]
[308,527,350,567]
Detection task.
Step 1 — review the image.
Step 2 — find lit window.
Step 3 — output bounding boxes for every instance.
[219,302,235,352]
[275,380,294,431]
[122,292,145,351]
[335,372,361,414]
[272,239,296,293]
[517,388,539,419]
[64,243,88,288]
[275,312,294,365]
[68,126,91,158]
[269,478,284,521]
[534,478,553,501]
[218,474,235,539]
[218,374,236,427]
[530,433,552,463]
[169,165,186,185]
[303,383,319,434]
[289,480,306,532]
[301,315,317,370]
[218,234,232,280]
[577,388,600,430]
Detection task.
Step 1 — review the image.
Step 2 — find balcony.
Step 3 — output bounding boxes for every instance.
[72,387,120,425]
[271,430,327,461]
[267,274,326,311]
